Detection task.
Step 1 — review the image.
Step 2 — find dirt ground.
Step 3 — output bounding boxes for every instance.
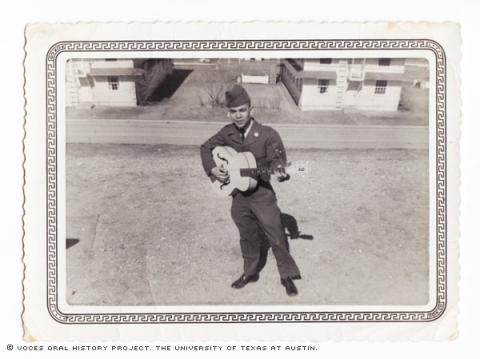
[66,144,429,306]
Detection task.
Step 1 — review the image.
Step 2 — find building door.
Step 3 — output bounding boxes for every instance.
[343,80,362,108]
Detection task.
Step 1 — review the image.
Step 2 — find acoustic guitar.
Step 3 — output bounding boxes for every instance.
[210,146,309,196]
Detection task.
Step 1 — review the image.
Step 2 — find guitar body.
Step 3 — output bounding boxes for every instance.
[211,146,258,196]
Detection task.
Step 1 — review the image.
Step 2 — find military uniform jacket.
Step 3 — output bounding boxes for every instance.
[200,119,287,183]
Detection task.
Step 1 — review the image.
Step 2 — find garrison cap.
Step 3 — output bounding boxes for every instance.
[225,84,251,108]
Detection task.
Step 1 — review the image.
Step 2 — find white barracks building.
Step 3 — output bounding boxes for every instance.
[281,58,426,111]
[66,59,143,107]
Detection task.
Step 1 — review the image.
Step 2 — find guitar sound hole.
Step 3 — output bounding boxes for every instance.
[216,152,229,165]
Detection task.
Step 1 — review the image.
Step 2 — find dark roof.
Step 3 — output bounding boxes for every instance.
[285,59,303,71]
[88,67,145,77]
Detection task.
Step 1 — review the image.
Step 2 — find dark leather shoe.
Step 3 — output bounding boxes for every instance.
[281,277,298,296]
[231,274,259,289]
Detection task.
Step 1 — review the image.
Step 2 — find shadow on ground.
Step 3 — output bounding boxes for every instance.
[281,213,314,241]
[66,238,80,249]
[148,69,193,103]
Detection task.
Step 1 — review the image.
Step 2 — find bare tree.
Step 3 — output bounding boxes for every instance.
[198,67,238,108]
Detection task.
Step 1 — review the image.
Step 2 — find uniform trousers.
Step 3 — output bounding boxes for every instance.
[230,184,301,279]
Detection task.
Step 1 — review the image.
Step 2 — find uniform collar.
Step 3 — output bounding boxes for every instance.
[226,118,261,144]
[242,119,254,137]
[243,119,262,145]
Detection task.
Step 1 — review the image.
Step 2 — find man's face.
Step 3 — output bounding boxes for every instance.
[227,103,252,128]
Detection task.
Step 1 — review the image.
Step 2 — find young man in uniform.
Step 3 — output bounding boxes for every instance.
[200,84,301,296]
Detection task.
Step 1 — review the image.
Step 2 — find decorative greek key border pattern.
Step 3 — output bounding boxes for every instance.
[46,39,446,324]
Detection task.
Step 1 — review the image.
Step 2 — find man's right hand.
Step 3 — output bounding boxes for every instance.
[210,166,229,183]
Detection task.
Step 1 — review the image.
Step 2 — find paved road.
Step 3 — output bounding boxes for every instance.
[66,119,428,149]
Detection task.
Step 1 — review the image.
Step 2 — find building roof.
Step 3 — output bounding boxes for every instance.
[364,72,405,81]
[403,65,430,81]
[283,59,338,80]
[364,67,429,82]
[286,59,303,71]
[88,68,145,77]
[298,71,337,79]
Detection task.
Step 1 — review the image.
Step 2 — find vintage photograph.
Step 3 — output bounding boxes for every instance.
[23,21,461,341]
[64,56,430,305]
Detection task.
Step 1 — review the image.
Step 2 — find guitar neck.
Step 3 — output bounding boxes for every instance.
[240,168,280,177]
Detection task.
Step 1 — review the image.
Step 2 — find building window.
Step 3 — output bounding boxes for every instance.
[319,58,332,64]
[108,76,119,90]
[375,80,387,94]
[318,79,329,93]
[379,58,391,66]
